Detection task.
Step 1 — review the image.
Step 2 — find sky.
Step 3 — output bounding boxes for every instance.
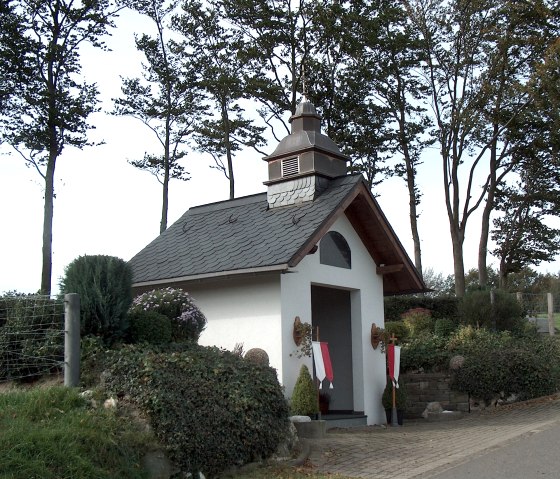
[1,8,559,296]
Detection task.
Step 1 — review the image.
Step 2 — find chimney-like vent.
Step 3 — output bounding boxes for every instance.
[281,157,299,177]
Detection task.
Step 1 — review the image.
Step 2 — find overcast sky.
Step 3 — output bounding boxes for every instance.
[1,8,558,296]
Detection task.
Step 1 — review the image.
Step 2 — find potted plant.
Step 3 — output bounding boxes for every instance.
[291,365,319,418]
[382,376,406,425]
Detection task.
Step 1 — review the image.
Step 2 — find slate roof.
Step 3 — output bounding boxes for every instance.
[129,174,364,285]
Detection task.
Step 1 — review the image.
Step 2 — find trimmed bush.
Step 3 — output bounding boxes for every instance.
[60,255,133,343]
[129,288,206,342]
[103,343,289,477]
[244,348,270,366]
[451,340,560,401]
[290,365,319,416]
[127,310,172,345]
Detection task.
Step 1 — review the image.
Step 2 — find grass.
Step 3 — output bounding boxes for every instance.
[534,312,560,329]
[0,385,352,479]
[0,386,151,479]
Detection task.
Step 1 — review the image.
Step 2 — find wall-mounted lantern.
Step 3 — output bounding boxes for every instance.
[371,323,382,350]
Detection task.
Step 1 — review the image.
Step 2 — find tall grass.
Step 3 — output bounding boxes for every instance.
[0,387,149,479]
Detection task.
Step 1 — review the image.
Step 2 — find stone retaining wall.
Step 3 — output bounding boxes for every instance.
[402,372,469,418]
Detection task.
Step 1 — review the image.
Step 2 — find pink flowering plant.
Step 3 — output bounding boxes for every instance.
[129,287,207,342]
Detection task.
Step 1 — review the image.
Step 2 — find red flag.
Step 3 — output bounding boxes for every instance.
[387,343,395,382]
[320,342,334,384]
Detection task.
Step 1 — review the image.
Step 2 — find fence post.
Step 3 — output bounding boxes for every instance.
[548,293,555,336]
[64,293,80,387]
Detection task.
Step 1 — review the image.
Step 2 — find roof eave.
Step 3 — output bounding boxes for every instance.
[132,264,289,289]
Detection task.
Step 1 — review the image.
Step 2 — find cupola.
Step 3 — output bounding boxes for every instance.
[263,100,349,208]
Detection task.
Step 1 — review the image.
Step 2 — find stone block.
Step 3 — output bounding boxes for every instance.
[293,420,327,439]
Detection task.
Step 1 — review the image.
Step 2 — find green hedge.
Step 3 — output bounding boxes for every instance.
[452,338,560,401]
[459,290,524,332]
[103,343,289,477]
[384,296,460,321]
[401,326,560,402]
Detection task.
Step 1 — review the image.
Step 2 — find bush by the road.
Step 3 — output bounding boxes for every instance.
[103,343,289,477]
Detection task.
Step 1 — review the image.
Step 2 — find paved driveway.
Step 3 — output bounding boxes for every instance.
[308,395,560,478]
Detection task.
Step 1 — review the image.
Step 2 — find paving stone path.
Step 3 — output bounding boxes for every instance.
[308,396,560,478]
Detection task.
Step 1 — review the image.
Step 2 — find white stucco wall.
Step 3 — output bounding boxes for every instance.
[187,274,283,379]
[281,213,387,425]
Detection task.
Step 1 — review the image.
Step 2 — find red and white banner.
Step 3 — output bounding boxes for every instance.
[312,341,334,389]
[387,343,401,388]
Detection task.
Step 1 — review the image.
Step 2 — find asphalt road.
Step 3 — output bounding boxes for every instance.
[428,421,560,479]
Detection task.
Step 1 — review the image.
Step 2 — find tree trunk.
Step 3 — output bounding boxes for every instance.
[160,117,171,233]
[221,99,234,199]
[451,228,466,297]
[478,140,497,287]
[401,127,422,278]
[41,158,55,296]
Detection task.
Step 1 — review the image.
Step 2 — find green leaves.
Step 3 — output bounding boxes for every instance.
[104,343,290,477]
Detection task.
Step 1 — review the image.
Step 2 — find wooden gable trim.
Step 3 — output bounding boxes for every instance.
[376,264,404,275]
[287,183,362,267]
[344,183,426,294]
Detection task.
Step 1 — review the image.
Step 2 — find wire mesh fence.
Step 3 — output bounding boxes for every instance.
[514,292,558,334]
[516,293,547,316]
[0,294,65,383]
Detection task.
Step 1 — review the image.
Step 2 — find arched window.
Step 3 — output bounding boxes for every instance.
[320,231,351,269]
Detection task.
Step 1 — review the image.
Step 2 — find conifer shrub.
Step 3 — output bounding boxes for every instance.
[60,255,133,343]
[290,365,319,416]
[381,376,407,410]
[128,288,206,342]
[127,310,172,345]
[103,343,289,477]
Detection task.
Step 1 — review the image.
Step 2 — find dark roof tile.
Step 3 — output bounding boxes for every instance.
[129,175,364,283]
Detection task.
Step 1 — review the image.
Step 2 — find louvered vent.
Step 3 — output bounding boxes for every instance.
[281,157,299,177]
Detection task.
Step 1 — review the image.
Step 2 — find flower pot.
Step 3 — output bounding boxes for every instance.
[385,408,404,426]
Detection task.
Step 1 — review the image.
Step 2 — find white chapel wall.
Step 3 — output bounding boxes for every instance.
[188,274,283,379]
[281,213,387,425]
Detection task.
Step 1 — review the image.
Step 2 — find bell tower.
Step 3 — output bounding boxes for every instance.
[263,100,349,208]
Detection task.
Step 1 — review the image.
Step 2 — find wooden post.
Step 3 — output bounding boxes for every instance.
[64,293,80,387]
[389,334,399,427]
[548,293,555,336]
